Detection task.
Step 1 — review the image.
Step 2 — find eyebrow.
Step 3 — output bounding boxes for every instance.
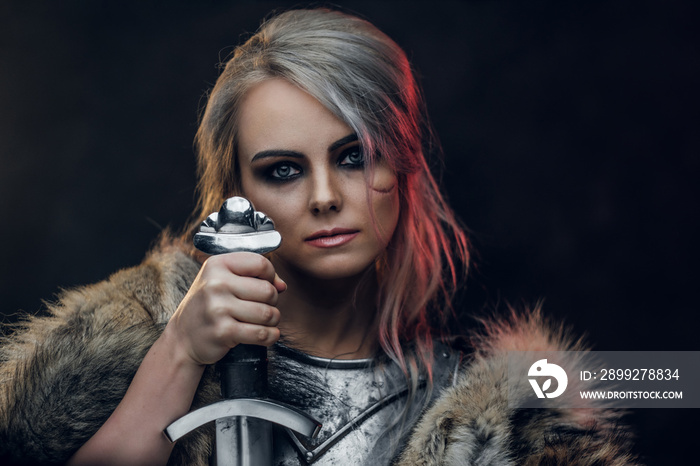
[328,133,358,152]
[250,149,303,163]
[250,133,358,163]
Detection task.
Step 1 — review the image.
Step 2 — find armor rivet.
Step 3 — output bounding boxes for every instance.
[306,451,314,460]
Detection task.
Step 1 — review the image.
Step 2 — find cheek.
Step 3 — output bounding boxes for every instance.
[370,177,400,242]
[240,181,304,238]
[240,177,279,221]
[247,191,295,230]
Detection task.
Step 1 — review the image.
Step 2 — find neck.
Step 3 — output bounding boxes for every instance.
[274,262,379,360]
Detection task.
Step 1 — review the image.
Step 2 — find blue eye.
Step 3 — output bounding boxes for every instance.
[339,146,364,167]
[267,162,301,181]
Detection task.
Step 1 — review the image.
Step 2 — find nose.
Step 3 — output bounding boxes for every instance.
[308,167,342,215]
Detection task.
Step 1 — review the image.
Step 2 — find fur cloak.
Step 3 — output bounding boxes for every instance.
[0,242,637,465]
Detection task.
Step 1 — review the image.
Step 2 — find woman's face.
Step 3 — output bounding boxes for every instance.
[236,78,400,281]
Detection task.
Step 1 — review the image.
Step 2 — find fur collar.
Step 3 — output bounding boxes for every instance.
[0,244,637,465]
[397,310,637,465]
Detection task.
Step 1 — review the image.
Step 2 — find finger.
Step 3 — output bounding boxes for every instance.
[229,301,281,327]
[225,321,281,347]
[228,275,280,305]
[215,252,277,283]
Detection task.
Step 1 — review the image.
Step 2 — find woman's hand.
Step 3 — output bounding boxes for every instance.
[165,251,286,366]
[69,251,285,465]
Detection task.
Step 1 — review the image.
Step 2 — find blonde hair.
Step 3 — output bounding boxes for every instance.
[191,7,469,384]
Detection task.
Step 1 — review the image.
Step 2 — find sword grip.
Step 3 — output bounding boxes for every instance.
[218,344,268,399]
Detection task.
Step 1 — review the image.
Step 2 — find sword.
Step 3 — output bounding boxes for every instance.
[165,196,321,465]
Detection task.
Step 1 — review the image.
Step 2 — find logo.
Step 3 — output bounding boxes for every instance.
[528,359,568,398]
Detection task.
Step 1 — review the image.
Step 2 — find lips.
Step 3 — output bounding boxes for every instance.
[305,228,359,248]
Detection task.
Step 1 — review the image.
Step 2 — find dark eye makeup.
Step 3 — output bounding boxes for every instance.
[256,143,365,183]
[263,161,302,182]
[338,145,365,168]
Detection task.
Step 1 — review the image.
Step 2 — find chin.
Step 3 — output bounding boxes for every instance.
[313,266,373,281]
[278,255,378,282]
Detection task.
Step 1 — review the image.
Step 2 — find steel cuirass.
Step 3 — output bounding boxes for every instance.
[266,342,462,465]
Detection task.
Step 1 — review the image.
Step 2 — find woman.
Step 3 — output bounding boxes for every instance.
[0,7,635,465]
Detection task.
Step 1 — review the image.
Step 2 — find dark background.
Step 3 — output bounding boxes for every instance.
[1,1,698,463]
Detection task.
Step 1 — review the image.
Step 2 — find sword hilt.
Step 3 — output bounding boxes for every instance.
[219,344,268,399]
[165,197,321,465]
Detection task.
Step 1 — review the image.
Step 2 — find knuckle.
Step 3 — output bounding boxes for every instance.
[211,304,230,321]
[201,294,219,317]
[254,253,269,268]
[203,277,227,294]
[263,258,275,275]
[259,305,280,325]
[261,282,277,302]
[256,327,269,343]
[253,255,273,276]
[203,254,225,270]
[259,305,273,323]
[269,307,281,325]
[202,296,234,320]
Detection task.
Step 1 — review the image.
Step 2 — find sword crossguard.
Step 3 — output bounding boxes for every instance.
[165,398,322,442]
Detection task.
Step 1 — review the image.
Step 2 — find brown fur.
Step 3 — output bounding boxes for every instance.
[1,246,637,465]
[0,242,217,465]
[395,310,638,465]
